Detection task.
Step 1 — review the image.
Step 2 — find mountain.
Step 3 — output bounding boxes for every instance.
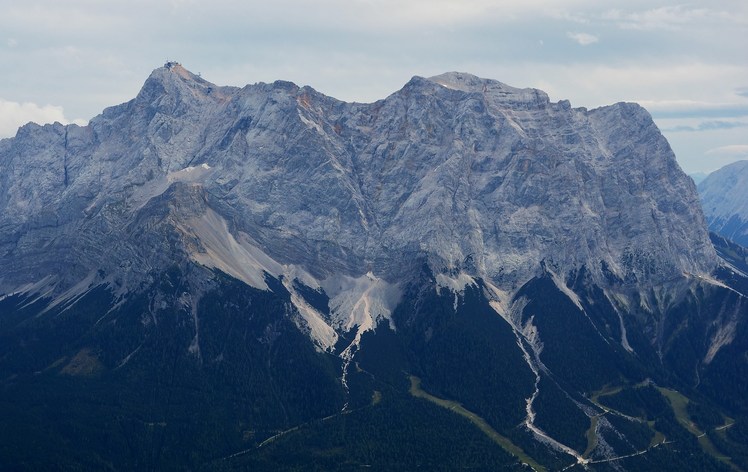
[1,63,747,471]
[699,160,748,247]
[690,172,709,185]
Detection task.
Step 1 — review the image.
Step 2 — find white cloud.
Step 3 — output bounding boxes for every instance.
[0,99,86,138]
[706,145,748,156]
[601,6,714,31]
[566,32,598,45]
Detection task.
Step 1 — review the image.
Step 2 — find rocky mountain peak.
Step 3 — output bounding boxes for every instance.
[427,71,487,91]
[699,160,748,217]
[426,71,551,106]
[0,66,719,300]
[136,62,231,106]
[148,61,212,88]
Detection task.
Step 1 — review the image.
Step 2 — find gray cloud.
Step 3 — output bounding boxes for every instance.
[661,120,748,133]
[600,6,718,31]
[650,105,748,120]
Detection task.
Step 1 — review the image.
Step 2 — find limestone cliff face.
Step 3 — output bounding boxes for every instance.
[0,63,716,300]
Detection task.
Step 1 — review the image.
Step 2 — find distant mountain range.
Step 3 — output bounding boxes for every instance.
[1,63,746,471]
[689,172,709,185]
[698,160,748,248]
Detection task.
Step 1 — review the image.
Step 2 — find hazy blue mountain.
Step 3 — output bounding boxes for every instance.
[0,63,746,471]
[699,160,748,247]
[690,171,708,185]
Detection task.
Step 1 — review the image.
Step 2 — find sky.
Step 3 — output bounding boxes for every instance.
[0,0,746,174]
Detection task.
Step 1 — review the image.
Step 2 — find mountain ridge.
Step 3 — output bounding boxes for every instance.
[0,63,745,471]
[0,63,722,350]
[699,159,748,247]
[1,63,715,318]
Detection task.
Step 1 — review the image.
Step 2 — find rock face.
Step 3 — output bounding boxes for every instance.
[698,160,748,247]
[1,64,745,471]
[0,64,716,297]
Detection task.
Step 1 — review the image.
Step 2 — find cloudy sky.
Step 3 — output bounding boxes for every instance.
[1,0,746,174]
